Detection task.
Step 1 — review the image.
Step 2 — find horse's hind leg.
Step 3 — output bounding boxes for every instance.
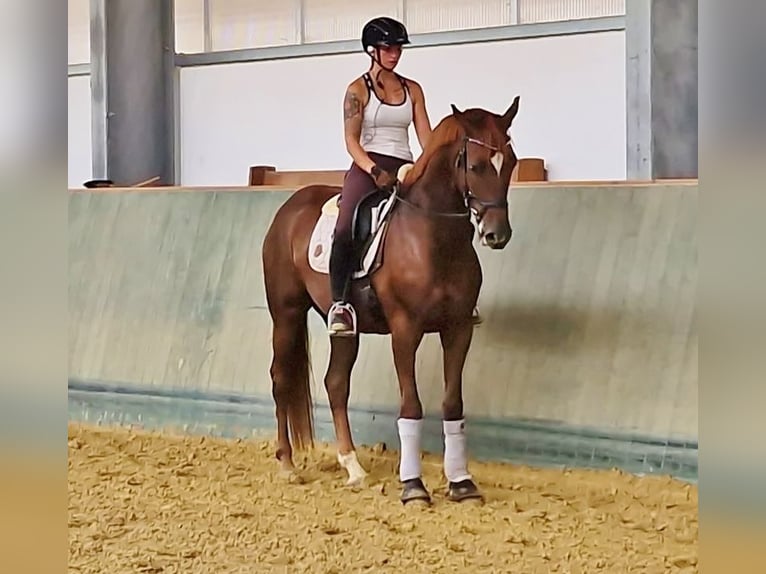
[324,335,367,486]
[269,300,314,482]
[262,195,323,482]
[440,320,483,503]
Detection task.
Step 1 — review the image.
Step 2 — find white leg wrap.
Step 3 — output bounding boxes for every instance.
[397,418,423,481]
[443,419,472,483]
[337,450,367,486]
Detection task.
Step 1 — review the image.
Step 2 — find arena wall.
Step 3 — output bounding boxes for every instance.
[69,181,697,476]
[177,30,626,186]
[65,2,698,482]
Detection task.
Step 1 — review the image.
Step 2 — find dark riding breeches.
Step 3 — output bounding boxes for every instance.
[330,151,410,302]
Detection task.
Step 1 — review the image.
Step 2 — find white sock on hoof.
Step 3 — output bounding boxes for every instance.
[337,450,366,485]
[397,418,423,482]
[444,419,472,483]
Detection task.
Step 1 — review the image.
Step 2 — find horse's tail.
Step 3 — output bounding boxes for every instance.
[287,313,315,451]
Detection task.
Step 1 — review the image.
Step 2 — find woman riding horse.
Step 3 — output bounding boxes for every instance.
[327,17,480,336]
[262,92,521,504]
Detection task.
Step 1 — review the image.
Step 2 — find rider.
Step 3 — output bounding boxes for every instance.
[327,16,433,336]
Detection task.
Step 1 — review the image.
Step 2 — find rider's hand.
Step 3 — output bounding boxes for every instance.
[370,165,398,192]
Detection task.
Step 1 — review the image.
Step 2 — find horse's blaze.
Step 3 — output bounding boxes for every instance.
[490,151,504,175]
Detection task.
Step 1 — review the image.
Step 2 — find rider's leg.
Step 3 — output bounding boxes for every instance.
[328,164,373,335]
[328,230,356,336]
[329,233,354,301]
[328,153,411,336]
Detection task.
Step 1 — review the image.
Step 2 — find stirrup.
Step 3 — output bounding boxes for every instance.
[327,301,358,336]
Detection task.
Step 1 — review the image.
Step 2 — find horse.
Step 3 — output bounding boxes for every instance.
[261,96,520,504]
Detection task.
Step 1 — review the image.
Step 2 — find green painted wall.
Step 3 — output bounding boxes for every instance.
[70,183,697,443]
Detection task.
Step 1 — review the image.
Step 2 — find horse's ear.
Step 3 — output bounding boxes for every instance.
[450,103,462,116]
[499,95,520,132]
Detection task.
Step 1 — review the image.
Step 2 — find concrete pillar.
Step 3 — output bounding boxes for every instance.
[626,0,698,180]
[90,0,176,185]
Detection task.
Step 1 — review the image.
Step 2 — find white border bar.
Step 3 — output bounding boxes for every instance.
[175,15,625,67]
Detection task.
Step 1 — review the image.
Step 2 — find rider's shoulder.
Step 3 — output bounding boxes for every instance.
[400,76,424,95]
[345,75,368,93]
[342,77,368,106]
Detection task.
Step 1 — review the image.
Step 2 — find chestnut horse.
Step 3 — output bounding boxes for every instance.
[261,97,520,504]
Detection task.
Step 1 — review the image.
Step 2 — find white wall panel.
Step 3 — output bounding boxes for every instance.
[406,0,513,34]
[303,0,399,43]
[210,0,298,50]
[173,0,625,54]
[174,0,206,54]
[179,31,626,185]
[519,0,625,24]
[68,76,93,188]
[68,0,90,64]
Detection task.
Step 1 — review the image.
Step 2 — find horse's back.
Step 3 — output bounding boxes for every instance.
[291,183,342,206]
[269,184,340,224]
[264,183,341,264]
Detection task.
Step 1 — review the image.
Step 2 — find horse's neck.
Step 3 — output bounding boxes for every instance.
[405,148,465,215]
[397,147,474,248]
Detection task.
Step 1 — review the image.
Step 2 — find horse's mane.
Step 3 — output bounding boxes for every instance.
[402,115,464,187]
[402,110,511,187]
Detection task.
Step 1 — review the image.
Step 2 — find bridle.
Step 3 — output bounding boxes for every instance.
[456,136,511,218]
[391,133,512,220]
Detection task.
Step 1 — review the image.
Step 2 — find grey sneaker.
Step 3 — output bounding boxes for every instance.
[328,302,357,336]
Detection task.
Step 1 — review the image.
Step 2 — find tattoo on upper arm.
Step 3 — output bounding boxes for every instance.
[343,90,362,122]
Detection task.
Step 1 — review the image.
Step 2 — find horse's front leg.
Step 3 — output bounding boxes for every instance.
[440,319,484,503]
[390,314,430,505]
[324,334,368,486]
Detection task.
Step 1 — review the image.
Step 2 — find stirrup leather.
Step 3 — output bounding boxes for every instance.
[327,301,358,335]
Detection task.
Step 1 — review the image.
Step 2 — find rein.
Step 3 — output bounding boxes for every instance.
[392,191,471,218]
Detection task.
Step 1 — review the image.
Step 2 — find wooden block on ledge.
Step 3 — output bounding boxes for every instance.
[512,158,547,182]
[249,165,276,186]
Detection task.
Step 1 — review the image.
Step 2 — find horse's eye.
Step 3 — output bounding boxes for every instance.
[469,162,486,174]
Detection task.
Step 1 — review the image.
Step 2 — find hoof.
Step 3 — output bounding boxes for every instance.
[447,479,484,503]
[345,474,366,488]
[276,468,305,484]
[337,450,367,488]
[401,477,431,505]
[276,459,305,484]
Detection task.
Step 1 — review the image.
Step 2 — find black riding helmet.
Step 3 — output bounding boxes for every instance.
[361,17,410,53]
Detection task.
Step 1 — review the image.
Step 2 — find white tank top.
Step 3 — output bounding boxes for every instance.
[359,72,414,162]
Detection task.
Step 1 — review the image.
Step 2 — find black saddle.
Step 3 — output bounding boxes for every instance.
[351,190,392,249]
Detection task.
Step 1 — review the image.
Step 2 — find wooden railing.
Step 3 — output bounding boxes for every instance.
[248,157,548,188]
[72,157,699,192]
